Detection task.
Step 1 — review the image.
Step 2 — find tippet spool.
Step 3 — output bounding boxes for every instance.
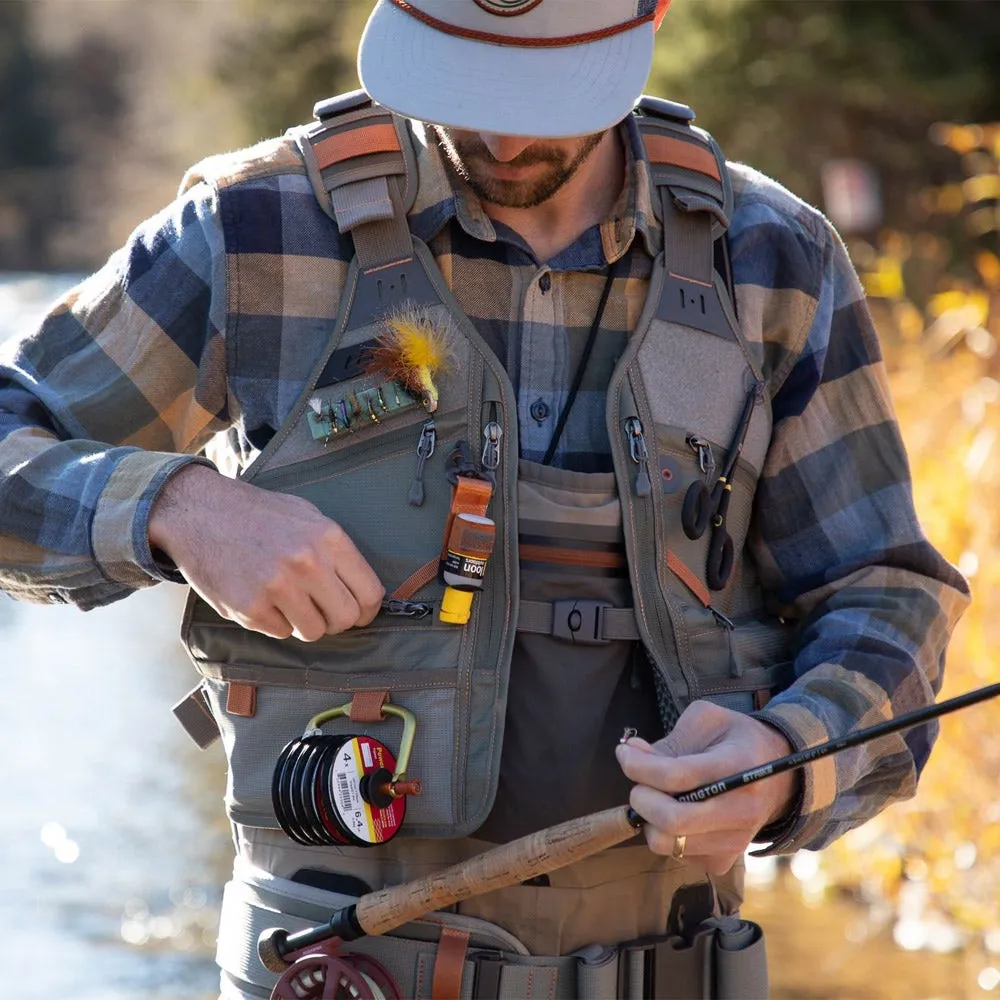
[272,701,421,848]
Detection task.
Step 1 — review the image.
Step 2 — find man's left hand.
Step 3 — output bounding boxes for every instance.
[615,701,797,874]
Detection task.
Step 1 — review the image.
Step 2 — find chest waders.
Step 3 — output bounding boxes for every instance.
[173,92,792,998]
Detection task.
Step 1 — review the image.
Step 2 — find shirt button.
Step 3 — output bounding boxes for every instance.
[539,272,552,293]
[530,398,550,423]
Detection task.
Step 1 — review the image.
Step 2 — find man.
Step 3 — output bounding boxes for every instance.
[0,0,969,997]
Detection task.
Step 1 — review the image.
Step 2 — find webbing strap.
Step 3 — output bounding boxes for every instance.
[517,599,640,643]
[171,682,220,749]
[297,97,418,272]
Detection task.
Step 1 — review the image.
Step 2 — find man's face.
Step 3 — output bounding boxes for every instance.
[433,126,606,209]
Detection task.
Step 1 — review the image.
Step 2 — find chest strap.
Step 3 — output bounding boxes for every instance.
[518,599,640,645]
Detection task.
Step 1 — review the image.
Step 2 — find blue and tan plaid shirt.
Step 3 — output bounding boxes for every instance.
[0,113,969,852]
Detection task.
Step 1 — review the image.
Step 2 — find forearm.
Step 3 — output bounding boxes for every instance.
[0,390,214,607]
[0,183,229,609]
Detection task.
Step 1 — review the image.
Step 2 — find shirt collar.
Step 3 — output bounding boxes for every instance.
[406,116,662,261]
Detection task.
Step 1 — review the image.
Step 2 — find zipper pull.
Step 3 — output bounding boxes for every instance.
[481,420,503,483]
[381,598,433,619]
[686,434,716,483]
[408,419,436,507]
[625,417,652,497]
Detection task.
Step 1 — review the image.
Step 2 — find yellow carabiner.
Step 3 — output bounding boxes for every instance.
[306,700,417,785]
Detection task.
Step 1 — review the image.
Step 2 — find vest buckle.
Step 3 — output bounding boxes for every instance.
[551,599,613,646]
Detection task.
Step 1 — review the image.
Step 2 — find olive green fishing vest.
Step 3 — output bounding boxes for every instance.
[174,91,796,843]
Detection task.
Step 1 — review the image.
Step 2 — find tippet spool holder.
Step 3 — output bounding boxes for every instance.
[271,699,422,848]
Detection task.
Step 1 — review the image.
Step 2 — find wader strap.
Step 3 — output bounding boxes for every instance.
[630,917,768,999]
[217,863,766,999]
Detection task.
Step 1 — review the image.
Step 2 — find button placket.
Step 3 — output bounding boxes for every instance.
[519,270,563,459]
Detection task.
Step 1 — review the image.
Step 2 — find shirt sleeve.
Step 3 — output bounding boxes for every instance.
[0,182,229,610]
[746,210,970,853]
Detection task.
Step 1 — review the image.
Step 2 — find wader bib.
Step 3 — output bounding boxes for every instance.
[174,91,794,997]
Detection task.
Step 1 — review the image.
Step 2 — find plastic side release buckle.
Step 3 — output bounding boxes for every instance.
[636,94,696,123]
[551,599,613,646]
[313,88,372,121]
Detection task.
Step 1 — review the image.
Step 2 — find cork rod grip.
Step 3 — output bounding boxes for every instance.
[355,806,640,937]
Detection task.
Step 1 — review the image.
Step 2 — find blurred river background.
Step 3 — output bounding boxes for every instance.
[3,2,1000,998]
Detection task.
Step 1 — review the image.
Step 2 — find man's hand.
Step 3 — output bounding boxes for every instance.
[149,464,385,641]
[615,700,797,874]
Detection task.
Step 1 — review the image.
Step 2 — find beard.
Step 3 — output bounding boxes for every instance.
[433,127,606,209]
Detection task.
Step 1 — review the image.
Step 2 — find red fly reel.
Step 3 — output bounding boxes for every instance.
[270,948,401,1000]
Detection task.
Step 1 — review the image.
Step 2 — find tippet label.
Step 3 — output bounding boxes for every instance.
[328,736,405,844]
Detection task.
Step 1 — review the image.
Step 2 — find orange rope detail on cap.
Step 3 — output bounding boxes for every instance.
[666,550,711,607]
[313,123,401,170]
[389,0,654,48]
[642,133,721,181]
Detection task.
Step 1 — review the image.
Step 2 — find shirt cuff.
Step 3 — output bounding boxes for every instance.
[90,451,216,588]
[747,700,837,854]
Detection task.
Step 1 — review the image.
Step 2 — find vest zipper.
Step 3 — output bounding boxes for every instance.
[481,411,503,484]
[625,417,652,497]
[408,418,437,507]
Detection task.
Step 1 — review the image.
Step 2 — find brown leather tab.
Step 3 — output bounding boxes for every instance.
[312,123,401,169]
[753,689,772,711]
[642,133,722,181]
[430,926,470,1000]
[226,682,257,718]
[350,689,390,723]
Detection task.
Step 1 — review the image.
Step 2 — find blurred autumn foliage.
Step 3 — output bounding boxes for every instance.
[787,119,1000,965]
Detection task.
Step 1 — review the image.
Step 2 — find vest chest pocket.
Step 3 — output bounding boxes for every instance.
[181,407,509,838]
[677,602,797,713]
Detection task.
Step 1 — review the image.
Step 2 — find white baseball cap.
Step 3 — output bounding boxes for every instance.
[358,0,672,139]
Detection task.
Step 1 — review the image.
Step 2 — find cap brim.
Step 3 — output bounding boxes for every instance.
[358,0,654,139]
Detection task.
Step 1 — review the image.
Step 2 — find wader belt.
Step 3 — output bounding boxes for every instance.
[217,859,768,999]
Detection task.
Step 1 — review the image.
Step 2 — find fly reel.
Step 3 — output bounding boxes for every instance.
[270,948,401,1000]
[272,699,422,847]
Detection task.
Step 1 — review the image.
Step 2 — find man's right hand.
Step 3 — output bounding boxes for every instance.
[148,464,385,641]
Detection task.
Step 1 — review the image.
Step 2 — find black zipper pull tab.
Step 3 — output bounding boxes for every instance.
[381,598,433,619]
[408,419,436,507]
[625,417,652,497]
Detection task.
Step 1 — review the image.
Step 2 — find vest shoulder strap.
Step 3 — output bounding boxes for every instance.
[291,88,419,270]
[634,95,738,336]
[634,95,733,237]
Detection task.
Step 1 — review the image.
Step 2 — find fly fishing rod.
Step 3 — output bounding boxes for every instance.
[259,681,1000,973]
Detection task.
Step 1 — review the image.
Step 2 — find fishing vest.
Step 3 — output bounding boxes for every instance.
[174,90,797,848]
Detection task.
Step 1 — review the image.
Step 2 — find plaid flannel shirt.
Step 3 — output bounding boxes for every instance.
[0,113,969,852]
